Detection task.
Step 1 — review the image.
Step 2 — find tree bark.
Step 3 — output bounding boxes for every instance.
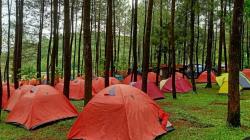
[0,0,2,118]
[227,0,244,127]
[37,0,45,83]
[190,0,197,92]
[205,0,214,88]
[218,0,224,75]
[84,0,93,105]
[95,1,101,76]
[63,0,71,98]
[156,0,162,86]
[142,0,153,93]
[47,0,53,84]
[132,0,138,82]
[105,0,113,87]
[170,0,176,99]
[50,0,59,86]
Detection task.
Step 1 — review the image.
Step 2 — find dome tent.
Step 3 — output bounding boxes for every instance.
[5,85,34,111]
[196,71,217,83]
[161,77,192,93]
[6,85,78,130]
[67,84,173,140]
[123,73,142,84]
[133,80,164,100]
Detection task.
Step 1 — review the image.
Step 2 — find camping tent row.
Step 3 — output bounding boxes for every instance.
[3,84,174,140]
[216,72,250,94]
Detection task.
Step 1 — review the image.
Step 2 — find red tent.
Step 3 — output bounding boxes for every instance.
[2,84,15,109]
[242,69,250,79]
[5,85,34,111]
[123,74,142,84]
[55,78,87,100]
[161,77,192,93]
[147,72,161,83]
[92,77,120,95]
[6,85,78,130]
[133,80,164,100]
[196,71,216,83]
[67,84,172,140]
[175,72,188,80]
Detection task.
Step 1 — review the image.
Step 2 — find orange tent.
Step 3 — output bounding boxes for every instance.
[147,72,161,83]
[175,72,188,80]
[55,79,87,100]
[161,77,192,93]
[6,85,78,130]
[2,84,15,109]
[196,71,216,83]
[133,80,164,100]
[92,77,120,95]
[123,74,142,84]
[67,84,172,140]
[5,85,34,111]
[242,69,250,79]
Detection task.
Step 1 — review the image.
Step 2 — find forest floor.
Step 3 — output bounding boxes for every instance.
[0,84,250,140]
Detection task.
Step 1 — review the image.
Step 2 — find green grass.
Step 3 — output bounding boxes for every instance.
[0,84,250,140]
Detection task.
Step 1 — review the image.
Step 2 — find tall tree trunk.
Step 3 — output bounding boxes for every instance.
[13,0,24,89]
[196,6,200,75]
[47,0,53,84]
[156,0,163,86]
[190,0,197,92]
[5,0,11,97]
[227,0,244,127]
[37,0,45,83]
[0,0,2,118]
[183,5,188,76]
[111,0,115,76]
[170,0,176,99]
[132,0,138,82]
[205,0,214,88]
[202,13,207,71]
[218,0,224,75]
[142,0,153,93]
[63,0,71,98]
[105,0,113,87]
[95,1,101,76]
[77,5,84,76]
[84,0,93,105]
[50,0,59,86]
[73,2,78,78]
[247,19,249,67]
[70,0,75,78]
[128,0,134,74]
[213,23,218,67]
[224,0,229,72]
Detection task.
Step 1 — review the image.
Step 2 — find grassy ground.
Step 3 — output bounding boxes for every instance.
[0,84,250,140]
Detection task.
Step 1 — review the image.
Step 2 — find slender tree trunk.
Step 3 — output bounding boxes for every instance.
[73,2,78,78]
[156,0,163,86]
[247,19,249,67]
[190,0,197,92]
[77,5,84,76]
[202,13,207,71]
[205,0,214,88]
[227,0,244,127]
[111,0,115,76]
[224,0,229,72]
[84,0,93,105]
[117,18,121,63]
[95,1,101,76]
[50,0,59,86]
[128,0,134,74]
[70,0,75,78]
[0,0,2,118]
[196,7,200,75]
[218,0,224,75]
[132,0,138,82]
[213,23,218,67]
[105,0,113,87]
[5,0,11,97]
[170,0,176,99]
[63,0,71,98]
[47,0,53,84]
[37,0,45,83]
[142,0,153,93]
[183,6,188,76]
